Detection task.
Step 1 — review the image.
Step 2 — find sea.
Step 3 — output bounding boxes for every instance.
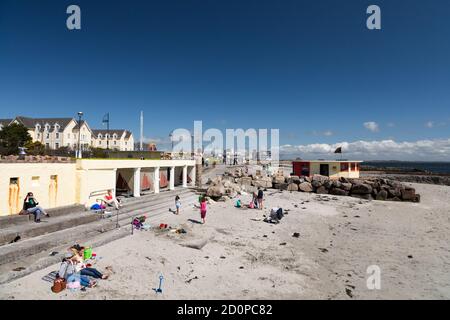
[362,161,450,174]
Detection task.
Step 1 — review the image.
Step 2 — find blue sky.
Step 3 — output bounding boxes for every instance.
[0,0,449,160]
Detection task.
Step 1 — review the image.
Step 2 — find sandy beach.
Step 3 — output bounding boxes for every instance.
[0,182,449,300]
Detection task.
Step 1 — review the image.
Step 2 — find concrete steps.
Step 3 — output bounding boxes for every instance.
[0,205,85,228]
[0,188,199,284]
[0,188,194,246]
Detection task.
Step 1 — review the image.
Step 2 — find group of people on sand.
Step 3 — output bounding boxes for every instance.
[56,244,110,290]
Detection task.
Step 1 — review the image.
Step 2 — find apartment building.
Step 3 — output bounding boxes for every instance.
[0,116,134,152]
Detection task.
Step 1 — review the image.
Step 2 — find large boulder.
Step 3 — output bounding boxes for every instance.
[401,187,416,201]
[341,183,353,191]
[311,180,323,189]
[376,189,388,201]
[329,188,348,196]
[299,182,313,192]
[316,186,329,194]
[351,183,373,194]
[287,176,301,185]
[388,187,402,198]
[237,177,253,186]
[252,179,272,188]
[273,183,289,190]
[312,175,329,184]
[351,194,373,200]
[273,175,286,184]
[287,183,299,192]
[206,184,225,197]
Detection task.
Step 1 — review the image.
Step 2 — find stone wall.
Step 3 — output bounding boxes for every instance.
[206,167,421,202]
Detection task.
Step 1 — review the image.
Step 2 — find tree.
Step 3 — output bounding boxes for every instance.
[0,123,32,155]
[24,141,45,156]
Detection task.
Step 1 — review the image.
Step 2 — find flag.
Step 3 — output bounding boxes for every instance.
[102,113,109,124]
[334,147,342,154]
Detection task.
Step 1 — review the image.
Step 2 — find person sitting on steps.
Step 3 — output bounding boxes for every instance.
[103,189,122,210]
[23,192,49,223]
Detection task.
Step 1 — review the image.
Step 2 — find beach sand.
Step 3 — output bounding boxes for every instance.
[0,182,449,300]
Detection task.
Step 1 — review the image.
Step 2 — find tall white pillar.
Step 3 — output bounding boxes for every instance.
[190,166,196,187]
[133,168,141,198]
[182,165,188,188]
[170,166,175,190]
[154,167,160,194]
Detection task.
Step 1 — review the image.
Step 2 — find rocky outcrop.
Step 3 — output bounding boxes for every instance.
[218,168,421,202]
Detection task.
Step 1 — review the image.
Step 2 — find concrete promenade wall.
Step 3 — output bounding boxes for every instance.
[0,159,196,216]
[0,163,77,216]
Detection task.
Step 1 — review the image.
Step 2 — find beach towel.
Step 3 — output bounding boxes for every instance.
[42,271,59,283]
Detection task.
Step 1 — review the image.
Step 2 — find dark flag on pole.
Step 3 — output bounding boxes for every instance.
[102,113,109,125]
[334,147,342,154]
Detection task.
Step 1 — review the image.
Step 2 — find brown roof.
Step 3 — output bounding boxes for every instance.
[92,129,133,140]
[0,119,12,127]
[15,116,74,131]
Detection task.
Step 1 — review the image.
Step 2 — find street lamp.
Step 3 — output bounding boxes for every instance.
[77,112,83,158]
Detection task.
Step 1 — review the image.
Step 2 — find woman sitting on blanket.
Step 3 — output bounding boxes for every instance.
[69,245,109,280]
[57,253,98,288]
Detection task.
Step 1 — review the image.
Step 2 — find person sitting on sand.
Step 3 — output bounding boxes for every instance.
[69,245,109,280]
[23,192,49,223]
[200,197,207,224]
[175,195,181,215]
[58,253,98,288]
[103,190,122,210]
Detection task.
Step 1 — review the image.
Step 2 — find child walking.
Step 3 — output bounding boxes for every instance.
[175,195,181,215]
[200,197,207,224]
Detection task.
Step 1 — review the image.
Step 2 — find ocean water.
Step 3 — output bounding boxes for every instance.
[362,162,450,174]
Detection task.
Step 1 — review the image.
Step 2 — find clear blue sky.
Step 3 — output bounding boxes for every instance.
[0,0,449,159]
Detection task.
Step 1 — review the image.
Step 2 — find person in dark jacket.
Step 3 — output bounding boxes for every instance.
[23,192,49,223]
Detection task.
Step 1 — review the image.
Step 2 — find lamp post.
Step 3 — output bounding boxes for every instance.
[77,112,83,158]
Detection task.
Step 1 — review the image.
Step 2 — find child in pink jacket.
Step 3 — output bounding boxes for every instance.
[200,197,207,224]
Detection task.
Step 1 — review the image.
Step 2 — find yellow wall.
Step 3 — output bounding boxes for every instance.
[0,159,196,215]
[0,163,76,216]
[309,162,360,179]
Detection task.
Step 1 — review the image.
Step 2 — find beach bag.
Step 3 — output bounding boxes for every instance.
[90,204,101,210]
[249,201,254,209]
[235,199,241,208]
[83,247,93,260]
[51,278,66,293]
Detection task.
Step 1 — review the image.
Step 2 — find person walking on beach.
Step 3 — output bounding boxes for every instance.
[257,188,264,210]
[175,195,181,215]
[200,197,207,224]
[23,192,49,223]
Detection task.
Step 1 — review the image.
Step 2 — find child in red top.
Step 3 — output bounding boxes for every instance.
[200,197,207,224]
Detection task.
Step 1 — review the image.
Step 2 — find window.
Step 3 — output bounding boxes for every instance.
[55,133,59,139]
[99,141,102,145]
[55,143,59,149]
[31,176,40,187]
[114,141,117,145]
[45,143,50,149]
[341,163,349,172]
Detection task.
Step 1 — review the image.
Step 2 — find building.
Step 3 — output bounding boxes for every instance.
[0,116,134,152]
[0,158,196,216]
[92,130,134,151]
[292,160,363,179]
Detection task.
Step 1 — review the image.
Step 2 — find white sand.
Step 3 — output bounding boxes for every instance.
[1,182,449,300]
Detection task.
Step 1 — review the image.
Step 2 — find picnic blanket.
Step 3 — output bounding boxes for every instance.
[42,271,59,283]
